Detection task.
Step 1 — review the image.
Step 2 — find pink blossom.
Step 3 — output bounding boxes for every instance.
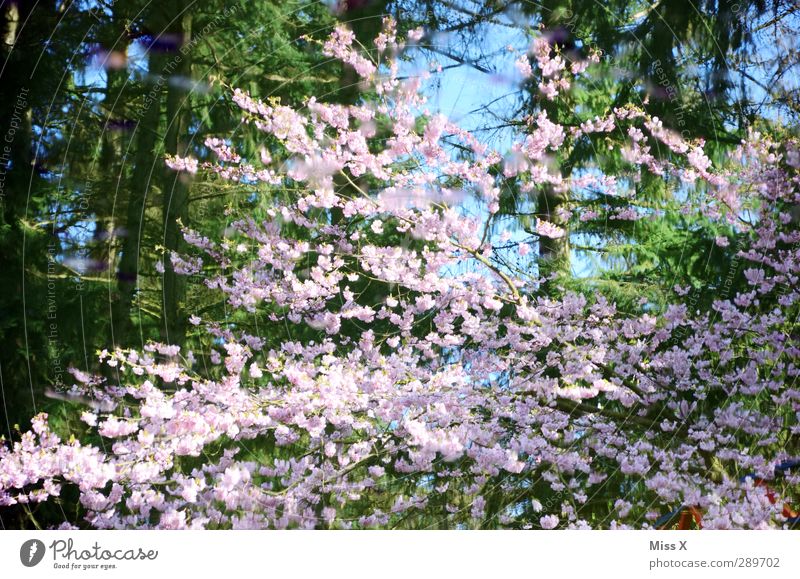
[515,55,532,78]
[536,219,566,239]
[540,514,559,529]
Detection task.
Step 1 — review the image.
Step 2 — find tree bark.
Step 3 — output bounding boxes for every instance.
[113,33,166,347]
[160,7,192,347]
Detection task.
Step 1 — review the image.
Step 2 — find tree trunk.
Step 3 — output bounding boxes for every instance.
[160,7,192,347]
[113,49,165,347]
[92,13,129,282]
[535,183,569,267]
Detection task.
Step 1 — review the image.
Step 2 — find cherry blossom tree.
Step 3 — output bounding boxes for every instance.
[1,18,799,530]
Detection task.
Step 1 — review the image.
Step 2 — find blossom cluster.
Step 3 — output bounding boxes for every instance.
[2,19,799,530]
